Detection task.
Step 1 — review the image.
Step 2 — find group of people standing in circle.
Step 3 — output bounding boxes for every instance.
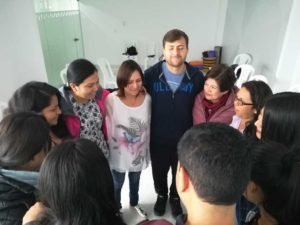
[1,28,300,225]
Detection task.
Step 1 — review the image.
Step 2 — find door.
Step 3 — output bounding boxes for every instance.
[36,8,84,87]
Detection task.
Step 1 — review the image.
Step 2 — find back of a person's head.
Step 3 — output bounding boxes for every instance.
[5,81,59,116]
[250,141,300,225]
[67,58,97,85]
[177,122,251,205]
[39,139,124,225]
[0,112,50,169]
[262,92,300,148]
[205,64,236,92]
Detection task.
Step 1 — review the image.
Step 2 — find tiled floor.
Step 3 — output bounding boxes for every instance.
[119,165,184,225]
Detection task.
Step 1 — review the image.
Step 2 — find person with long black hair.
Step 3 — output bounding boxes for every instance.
[244,141,300,225]
[5,81,68,145]
[22,139,125,225]
[0,112,51,225]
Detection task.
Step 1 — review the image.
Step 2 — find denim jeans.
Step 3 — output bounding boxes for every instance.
[112,170,141,208]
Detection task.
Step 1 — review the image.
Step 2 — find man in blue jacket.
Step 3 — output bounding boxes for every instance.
[144,29,204,217]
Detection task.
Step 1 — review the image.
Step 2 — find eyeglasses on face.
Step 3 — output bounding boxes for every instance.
[234,96,253,106]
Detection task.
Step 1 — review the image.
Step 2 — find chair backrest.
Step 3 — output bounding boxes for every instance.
[60,64,69,85]
[144,55,157,71]
[96,58,117,89]
[249,74,269,84]
[233,53,253,65]
[0,101,8,121]
[234,64,255,88]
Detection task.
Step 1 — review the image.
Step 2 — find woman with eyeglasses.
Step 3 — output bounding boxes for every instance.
[230,81,272,135]
[230,81,272,225]
[193,64,237,125]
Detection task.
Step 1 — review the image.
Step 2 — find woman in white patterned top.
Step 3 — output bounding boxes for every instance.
[105,60,151,218]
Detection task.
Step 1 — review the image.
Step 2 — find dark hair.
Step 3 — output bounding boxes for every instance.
[261,92,300,148]
[162,29,189,48]
[177,122,251,205]
[250,141,300,225]
[39,139,125,225]
[67,58,98,85]
[0,112,51,169]
[5,81,60,115]
[116,60,144,97]
[5,81,68,138]
[242,81,273,136]
[205,64,236,92]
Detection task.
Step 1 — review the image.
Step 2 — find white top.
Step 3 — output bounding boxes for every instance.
[230,115,244,133]
[105,91,151,172]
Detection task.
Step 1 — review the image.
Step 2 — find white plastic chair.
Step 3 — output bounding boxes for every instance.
[234,64,255,88]
[144,55,157,70]
[249,74,269,84]
[233,53,253,65]
[96,58,117,89]
[0,101,8,121]
[60,64,69,85]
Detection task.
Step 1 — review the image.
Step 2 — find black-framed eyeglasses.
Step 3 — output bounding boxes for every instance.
[234,96,253,106]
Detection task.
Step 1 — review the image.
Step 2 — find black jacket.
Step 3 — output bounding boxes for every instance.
[0,174,37,225]
[144,61,204,150]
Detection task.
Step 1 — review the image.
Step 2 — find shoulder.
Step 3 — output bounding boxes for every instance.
[95,87,110,103]
[226,89,236,104]
[144,61,163,77]
[195,91,205,102]
[106,92,119,105]
[186,63,204,78]
[100,87,110,98]
[145,93,151,101]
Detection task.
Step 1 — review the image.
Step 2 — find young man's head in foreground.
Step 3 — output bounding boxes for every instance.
[176,123,251,223]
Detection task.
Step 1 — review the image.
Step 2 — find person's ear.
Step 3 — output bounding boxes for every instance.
[69,83,79,92]
[176,162,190,193]
[244,180,258,199]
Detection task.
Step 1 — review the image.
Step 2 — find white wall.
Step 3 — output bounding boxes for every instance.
[222,0,293,88]
[0,0,47,102]
[79,0,228,66]
[274,0,300,92]
[221,0,246,65]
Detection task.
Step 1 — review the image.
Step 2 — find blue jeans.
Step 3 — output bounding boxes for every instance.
[112,170,141,208]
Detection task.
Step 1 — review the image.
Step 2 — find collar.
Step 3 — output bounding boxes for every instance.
[0,168,39,188]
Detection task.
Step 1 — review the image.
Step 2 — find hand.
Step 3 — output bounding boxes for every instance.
[22,202,46,224]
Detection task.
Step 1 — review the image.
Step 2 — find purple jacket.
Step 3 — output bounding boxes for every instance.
[59,86,109,139]
[192,89,235,125]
